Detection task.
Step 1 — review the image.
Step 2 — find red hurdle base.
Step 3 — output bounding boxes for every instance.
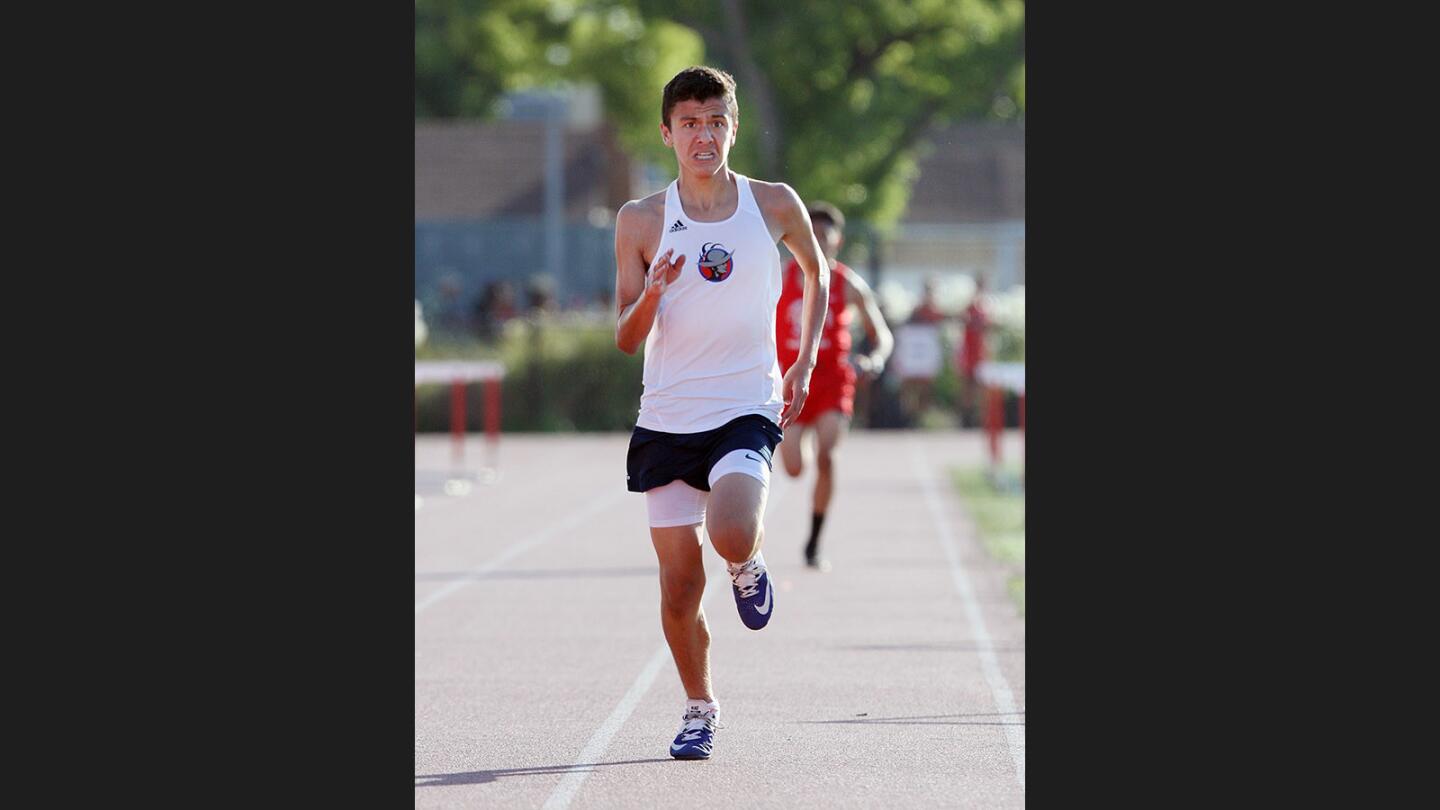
[442,379,502,472]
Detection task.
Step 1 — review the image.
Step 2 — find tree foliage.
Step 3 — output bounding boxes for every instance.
[415,0,702,166]
[415,0,1024,228]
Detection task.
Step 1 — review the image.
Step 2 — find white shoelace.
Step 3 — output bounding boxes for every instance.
[729,560,762,598]
[679,711,716,740]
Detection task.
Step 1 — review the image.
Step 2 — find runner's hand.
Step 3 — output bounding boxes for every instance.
[643,248,686,302]
[780,362,812,429]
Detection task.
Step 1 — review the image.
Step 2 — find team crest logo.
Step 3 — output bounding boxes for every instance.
[697,242,734,282]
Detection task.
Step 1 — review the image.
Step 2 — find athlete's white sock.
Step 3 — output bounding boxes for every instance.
[727,549,765,575]
[686,698,719,717]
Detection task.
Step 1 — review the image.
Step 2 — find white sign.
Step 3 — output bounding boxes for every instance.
[891,323,943,379]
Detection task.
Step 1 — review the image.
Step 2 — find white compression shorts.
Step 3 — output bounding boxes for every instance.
[644,448,772,528]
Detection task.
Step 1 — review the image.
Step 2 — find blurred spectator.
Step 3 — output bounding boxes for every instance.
[473,280,518,340]
[436,273,468,335]
[415,299,429,349]
[893,276,946,423]
[909,276,946,324]
[956,274,994,427]
[526,274,557,315]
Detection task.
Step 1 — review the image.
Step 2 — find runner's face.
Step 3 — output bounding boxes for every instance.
[662,97,736,175]
[812,218,842,260]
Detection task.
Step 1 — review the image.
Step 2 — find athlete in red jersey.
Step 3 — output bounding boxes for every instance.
[957,274,993,427]
[775,202,892,570]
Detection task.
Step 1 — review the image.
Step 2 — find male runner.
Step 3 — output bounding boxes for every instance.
[775,201,893,571]
[614,66,829,760]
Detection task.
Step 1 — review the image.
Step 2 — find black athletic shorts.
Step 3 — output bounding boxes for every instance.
[626,414,784,493]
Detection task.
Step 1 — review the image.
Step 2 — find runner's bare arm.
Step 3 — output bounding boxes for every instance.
[762,183,830,428]
[614,201,686,355]
[846,270,894,375]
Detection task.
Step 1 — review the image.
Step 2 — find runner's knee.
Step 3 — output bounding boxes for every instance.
[659,566,705,610]
[781,452,803,478]
[705,478,764,560]
[708,513,760,556]
[815,446,835,475]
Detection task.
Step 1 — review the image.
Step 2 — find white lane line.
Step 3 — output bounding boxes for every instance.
[414,490,629,616]
[909,438,1026,792]
[541,472,793,810]
[541,573,729,810]
[540,643,672,810]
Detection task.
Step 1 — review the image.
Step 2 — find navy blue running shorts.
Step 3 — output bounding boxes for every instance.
[626,414,783,493]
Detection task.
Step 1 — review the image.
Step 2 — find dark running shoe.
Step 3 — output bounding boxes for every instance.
[804,552,832,573]
[669,707,716,760]
[729,554,774,630]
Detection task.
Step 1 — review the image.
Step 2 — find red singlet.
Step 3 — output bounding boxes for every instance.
[776,259,857,424]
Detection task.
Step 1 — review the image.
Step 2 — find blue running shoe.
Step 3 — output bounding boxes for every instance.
[669,707,716,760]
[729,554,774,630]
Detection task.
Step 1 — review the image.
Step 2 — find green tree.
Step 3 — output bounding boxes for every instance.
[415,0,703,167]
[644,0,1024,228]
[416,0,1024,229]
[415,0,557,118]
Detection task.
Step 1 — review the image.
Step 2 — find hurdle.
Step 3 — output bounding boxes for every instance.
[415,360,506,481]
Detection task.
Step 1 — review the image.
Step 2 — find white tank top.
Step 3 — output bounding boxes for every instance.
[636,174,784,433]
